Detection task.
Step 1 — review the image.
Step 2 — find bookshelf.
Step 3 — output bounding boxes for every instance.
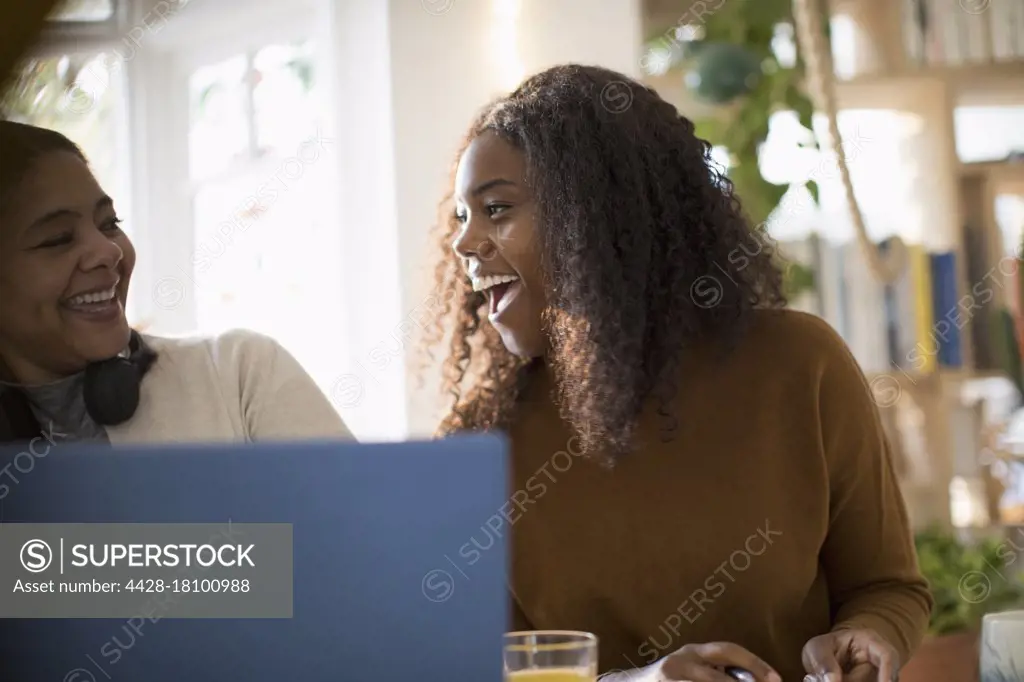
[832,0,1024,73]
[641,0,1023,529]
[792,0,1024,528]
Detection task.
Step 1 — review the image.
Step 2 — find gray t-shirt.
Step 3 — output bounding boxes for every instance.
[20,373,108,443]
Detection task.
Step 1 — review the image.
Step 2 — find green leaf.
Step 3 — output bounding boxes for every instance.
[740,0,795,25]
[286,58,314,92]
[783,81,816,133]
[644,27,676,46]
[782,260,816,298]
[806,180,819,204]
[915,527,1024,635]
[761,177,790,215]
[693,118,726,145]
[729,160,788,225]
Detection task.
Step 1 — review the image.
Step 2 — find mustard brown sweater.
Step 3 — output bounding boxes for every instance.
[505,309,932,679]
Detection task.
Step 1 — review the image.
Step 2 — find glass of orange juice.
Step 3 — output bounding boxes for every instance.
[503,630,598,681]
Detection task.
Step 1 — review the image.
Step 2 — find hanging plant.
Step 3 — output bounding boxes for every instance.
[646,0,835,304]
[0,54,93,123]
[646,0,829,228]
[685,41,764,105]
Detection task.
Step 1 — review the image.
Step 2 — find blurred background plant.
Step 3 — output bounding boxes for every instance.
[782,259,815,299]
[914,527,1024,636]
[2,55,110,127]
[644,0,828,298]
[1,51,124,214]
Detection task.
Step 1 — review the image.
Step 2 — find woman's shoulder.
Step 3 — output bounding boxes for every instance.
[141,328,280,352]
[745,308,852,362]
[736,308,867,389]
[140,328,284,369]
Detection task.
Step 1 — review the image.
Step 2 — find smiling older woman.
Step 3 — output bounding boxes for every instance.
[0,120,353,445]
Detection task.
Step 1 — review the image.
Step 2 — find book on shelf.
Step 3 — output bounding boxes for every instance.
[935,0,963,65]
[880,239,905,369]
[809,238,944,376]
[964,222,999,371]
[902,0,926,67]
[788,234,983,377]
[918,0,958,65]
[990,0,1024,62]
[881,239,939,375]
[906,0,1024,66]
[909,245,938,374]
[960,2,990,63]
[808,237,879,369]
[929,251,963,368]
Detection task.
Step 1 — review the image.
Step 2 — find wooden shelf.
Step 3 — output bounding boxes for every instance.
[836,62,1024,109]
[959,162,1024,193]
[840,61,1024,84]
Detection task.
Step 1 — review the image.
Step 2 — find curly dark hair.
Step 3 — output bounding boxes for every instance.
[420,64,786,461]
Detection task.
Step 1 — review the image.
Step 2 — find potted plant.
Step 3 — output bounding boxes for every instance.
[900,527,1024,682]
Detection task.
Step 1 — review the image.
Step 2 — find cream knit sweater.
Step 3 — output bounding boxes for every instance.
[103,329,354,445]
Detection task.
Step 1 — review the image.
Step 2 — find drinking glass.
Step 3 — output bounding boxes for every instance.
[980,610,1024,682]
[503,630,598,682]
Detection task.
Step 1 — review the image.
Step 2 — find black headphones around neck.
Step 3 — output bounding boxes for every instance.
[82,329,150,426]
[0,330,155,442]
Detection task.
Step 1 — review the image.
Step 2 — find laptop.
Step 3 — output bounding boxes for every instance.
[0,435,509,680]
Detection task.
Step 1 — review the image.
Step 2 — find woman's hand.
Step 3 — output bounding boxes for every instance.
[801,628,899,682]
[657,642,782,682]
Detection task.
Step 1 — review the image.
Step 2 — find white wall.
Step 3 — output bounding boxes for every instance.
[318,0,406,441]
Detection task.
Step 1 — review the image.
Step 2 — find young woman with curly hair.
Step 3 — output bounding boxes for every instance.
[420,64,930,682]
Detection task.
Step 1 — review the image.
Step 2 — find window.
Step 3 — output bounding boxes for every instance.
[955,106,1024,164]
[47,0,117,22]
[183,38,345,399]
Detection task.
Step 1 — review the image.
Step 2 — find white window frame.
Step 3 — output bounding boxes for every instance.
[136,0,405,440]
[38,0,128,44]
[127,0,321,334]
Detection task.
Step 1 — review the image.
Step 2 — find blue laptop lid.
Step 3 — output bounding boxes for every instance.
[0,435,509,681]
